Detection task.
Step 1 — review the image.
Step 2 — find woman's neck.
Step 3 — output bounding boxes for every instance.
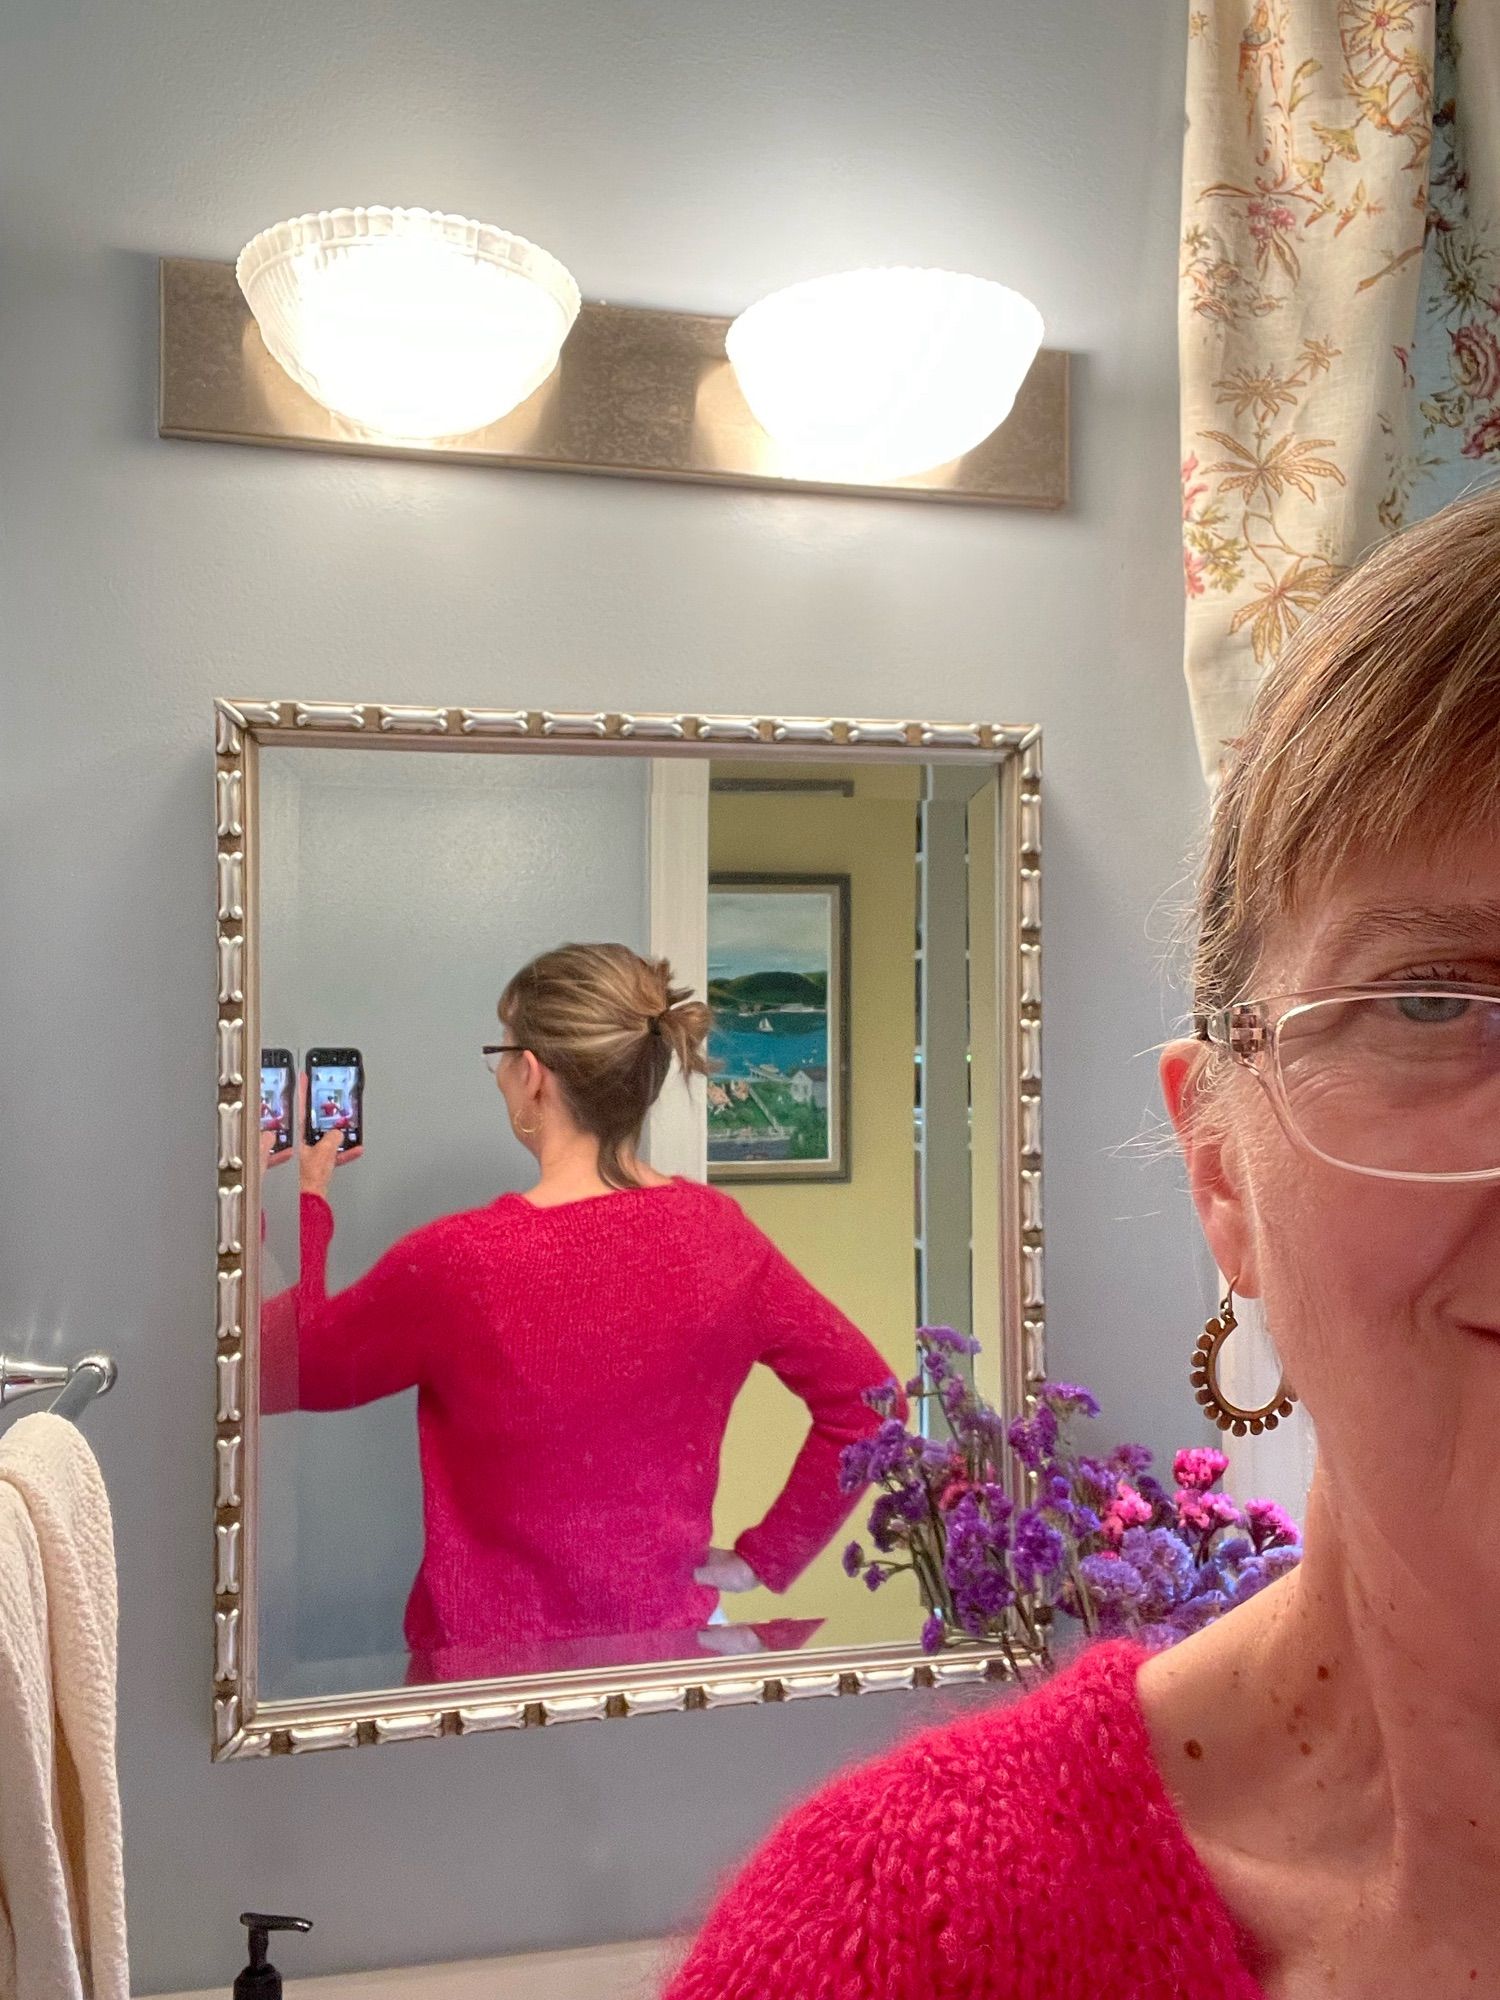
[1138,1472,1500,1985]
[524,1124,671,1205]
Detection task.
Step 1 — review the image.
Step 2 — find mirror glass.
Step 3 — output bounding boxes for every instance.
[253,741,1010,1702]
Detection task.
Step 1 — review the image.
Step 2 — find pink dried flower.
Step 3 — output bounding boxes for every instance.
[1173,1446,1230,1491]
[1176,1489,1243,1537]
[1101,1481,1155,1545]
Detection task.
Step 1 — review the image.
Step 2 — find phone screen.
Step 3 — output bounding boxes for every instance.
[306,1053,363,1150]
[259,1050,294,1157]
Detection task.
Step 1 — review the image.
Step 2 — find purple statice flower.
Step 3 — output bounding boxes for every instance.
[839,1435,877,1493]
[904,1374,925,1397]
[862,1375,905,1417]
[1118,1525,1196,1623]
[864,1565,888,1591]
[1144,1589,1229,1648]
[1039,1471,1102,1539]
[1078,1551,1150,1638]
[1006,1404,1060,1470]
[1173,1445,1231,1492]
[869,1491,913,1553]
[841,1540,864,1578]
[920,1612,946,1654]
[1041,1381,1102,1420]
[1232,1536,1304,1600]
[1072,1456,1120,1507]
[919,1437,965,1483]
[1134,1471,1170,1511]
[921,1325,982,1356]
[944,1492,1016,1633]
[840,1417,919,1494]
[1108,1440,1156,1482]
[939,1375,968,1412]
[960,1404,1009,1446]
[1244,1498,1300,1552]
[1079,1550,1146,1608]
[1011,1507,1066,1591]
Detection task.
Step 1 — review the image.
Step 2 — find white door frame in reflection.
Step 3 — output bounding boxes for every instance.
[211,699,1045,1762]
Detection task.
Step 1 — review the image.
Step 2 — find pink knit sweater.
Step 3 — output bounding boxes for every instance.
[664,1640,1265,1998]
[260,1178,893,1653]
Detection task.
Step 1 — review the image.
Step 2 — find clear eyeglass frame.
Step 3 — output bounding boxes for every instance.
[1193,980,1500,1185]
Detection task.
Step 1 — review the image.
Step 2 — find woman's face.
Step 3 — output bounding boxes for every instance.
[1163,826,1500,1545]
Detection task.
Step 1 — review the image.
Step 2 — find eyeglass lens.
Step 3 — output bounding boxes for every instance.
[1275,991,1500,1176]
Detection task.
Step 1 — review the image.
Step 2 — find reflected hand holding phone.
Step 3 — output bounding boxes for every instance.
[295,1070,363,1199]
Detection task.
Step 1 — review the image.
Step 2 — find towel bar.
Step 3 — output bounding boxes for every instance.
[0,1352,118,1419]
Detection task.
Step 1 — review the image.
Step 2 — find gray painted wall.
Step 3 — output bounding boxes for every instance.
[256,749,650,1681]
[0,0,1205,1989]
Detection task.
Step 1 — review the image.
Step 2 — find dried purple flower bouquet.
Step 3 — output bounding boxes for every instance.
[840,1326,1301,1662]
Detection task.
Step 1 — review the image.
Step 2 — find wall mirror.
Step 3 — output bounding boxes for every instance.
[212,701,1043,1758]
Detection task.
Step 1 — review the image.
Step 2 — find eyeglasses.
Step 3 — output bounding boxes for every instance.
[1195,982,1500,1183]
[482,1044,525,1075]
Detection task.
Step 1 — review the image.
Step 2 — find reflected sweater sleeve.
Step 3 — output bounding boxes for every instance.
[733,1241,899,1594]
[259,1193,430,1414]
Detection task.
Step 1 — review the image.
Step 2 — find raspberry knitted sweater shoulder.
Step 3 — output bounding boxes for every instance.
[260,1177,892,1655]
[663,1640,1265,1999]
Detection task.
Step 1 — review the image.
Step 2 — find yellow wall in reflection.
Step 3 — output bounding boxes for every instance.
[709,770,923,1647]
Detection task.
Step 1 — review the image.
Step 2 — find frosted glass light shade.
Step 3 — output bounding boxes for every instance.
[726,268,1045,482]
[236,207,581,442]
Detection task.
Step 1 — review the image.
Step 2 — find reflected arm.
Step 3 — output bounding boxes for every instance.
[733,1245,900,1594]
[259,1194,428,1413]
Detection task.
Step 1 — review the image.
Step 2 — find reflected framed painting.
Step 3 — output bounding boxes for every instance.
[706,873,851,1184]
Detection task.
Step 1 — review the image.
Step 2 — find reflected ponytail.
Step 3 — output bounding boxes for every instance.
[499,944,712,1188]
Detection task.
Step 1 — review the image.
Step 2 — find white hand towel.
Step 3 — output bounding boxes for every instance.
[0,1412,128,2000]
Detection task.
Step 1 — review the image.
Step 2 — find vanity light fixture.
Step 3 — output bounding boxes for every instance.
[236,206,581,442]
[726,268,1045,481]
[163,240,1067,507]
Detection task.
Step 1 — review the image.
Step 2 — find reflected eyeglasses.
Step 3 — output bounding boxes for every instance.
[482,1044,526,1075]
[1195,982,1500,1183]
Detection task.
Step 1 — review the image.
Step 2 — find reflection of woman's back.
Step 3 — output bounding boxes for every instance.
[260,943,892,1664]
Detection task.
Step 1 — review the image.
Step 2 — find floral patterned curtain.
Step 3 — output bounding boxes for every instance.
[1180,0,1500,779]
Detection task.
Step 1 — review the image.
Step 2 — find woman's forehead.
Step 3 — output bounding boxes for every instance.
[1279,832,1500,983]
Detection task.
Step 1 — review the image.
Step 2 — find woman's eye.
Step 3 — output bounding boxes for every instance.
[1395,993,1471,1024]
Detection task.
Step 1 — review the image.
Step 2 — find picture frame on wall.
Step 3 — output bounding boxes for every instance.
[706,873,851,1184]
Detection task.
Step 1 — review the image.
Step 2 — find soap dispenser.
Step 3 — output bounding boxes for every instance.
[234,1913,312,2000]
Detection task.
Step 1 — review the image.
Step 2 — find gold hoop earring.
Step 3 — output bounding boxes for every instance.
[1190,1286,1297,1437]
[514,1113,541,1139]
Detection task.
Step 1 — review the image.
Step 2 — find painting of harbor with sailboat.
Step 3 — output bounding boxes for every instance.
[706,875,849,1181]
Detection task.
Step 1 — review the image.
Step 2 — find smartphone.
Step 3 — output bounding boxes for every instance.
[305,1047,364,1151]
[259,1048,295,1158]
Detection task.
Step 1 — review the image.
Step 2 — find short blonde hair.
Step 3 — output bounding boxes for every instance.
[1194,483,1500,1012]
[500,943,711,1188]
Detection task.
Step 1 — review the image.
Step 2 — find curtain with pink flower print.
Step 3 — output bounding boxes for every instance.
[1180,0,1500,780]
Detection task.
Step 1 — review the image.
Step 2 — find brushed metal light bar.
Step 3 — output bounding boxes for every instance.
[159,257,1068,509]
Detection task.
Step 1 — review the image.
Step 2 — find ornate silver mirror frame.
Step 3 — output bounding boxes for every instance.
[212,700,1044,1760]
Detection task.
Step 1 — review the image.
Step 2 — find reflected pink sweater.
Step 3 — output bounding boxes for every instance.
[664,1641,1265,1999]
[260,1178,893,1652]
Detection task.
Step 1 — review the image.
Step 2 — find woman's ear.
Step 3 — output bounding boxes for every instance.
[522,1050,548,1107]
[1159,1041,1261,1299]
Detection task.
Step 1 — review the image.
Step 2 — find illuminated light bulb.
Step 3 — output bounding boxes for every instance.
[237,206,580,442]
[727,267,1044,482]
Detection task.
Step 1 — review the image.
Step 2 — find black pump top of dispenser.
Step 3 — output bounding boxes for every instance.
[235,1913,313,2000]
